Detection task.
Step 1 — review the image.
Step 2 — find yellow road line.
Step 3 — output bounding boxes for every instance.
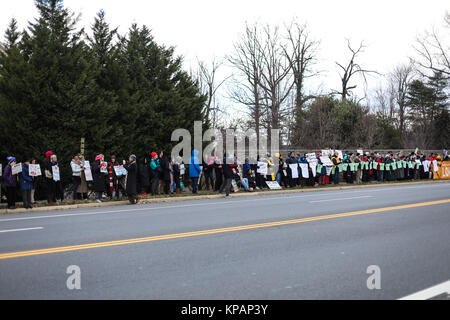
[0,199,449,260]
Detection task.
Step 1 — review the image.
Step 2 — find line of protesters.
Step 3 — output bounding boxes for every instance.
[1,149,448,209]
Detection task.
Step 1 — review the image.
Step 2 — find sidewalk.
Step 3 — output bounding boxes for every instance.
[0,179,448,215]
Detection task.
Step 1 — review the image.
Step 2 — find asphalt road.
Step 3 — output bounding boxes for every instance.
[0,182,449,300]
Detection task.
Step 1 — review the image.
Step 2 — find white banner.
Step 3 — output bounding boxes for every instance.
[289,164,299,179]
[300,163,309,178]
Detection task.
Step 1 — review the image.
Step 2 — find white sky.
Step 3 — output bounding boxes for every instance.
[1,0,449,119]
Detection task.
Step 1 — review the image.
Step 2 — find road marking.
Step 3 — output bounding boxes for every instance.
[0,198,448,261]
[0,227,43,234]
[309,196,373,203]
[398,280,450,300]
[0,183,447,223]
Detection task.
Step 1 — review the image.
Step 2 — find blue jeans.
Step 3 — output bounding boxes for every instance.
[275,173,281,184]
[377,170,384,182]
[240,178,249,191]
[334,171,340,184]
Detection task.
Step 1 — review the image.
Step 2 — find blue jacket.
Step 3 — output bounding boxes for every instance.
[189,150,202,178]
[20,164,33,190]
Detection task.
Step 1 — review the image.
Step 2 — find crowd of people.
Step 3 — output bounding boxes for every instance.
[1,149,448,210]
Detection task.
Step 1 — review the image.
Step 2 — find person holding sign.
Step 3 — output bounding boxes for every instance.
[20,160,33,209]
[331,152,341,185]
[50,155,63,202]
[71,155,84,200]
[93,154,107,203]
[30,159,39,204]
[43,151,56,203]
[4,156,18,209]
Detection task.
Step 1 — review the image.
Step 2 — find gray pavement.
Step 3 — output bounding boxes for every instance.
[0,182,449,299]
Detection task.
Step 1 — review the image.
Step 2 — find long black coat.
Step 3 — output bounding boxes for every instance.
[93,160,106,192]
[138,158,150,188]
[160,156,171,181]
[124,161,137,195]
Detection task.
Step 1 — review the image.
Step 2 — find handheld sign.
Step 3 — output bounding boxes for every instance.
[29,164,42,177]
[12,163,22,175]
[84,161,93,181]
[257,162,268,176]
[52,165,60,182]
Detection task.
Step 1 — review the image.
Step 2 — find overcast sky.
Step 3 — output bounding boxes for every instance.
[1,0,449,119]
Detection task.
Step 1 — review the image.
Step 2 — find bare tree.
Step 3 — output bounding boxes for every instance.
[196,57,230,127]
[282,21,320,143]
[389,63,415,143]
[412,12,450,79]
[227,23,265,144]
[334,40,378,101]
[258,24,294,136]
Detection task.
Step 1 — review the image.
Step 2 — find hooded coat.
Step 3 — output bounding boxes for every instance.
[189,150,201,178]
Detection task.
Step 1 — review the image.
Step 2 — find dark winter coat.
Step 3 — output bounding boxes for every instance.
[92,160,106,192]
[124,161,137,195]
[138,158,150,188]
[3,164,17,187]
[20,164,33,190]
[160,156,171,181]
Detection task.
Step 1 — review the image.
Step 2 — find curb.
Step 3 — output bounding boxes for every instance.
[1,180,448,215]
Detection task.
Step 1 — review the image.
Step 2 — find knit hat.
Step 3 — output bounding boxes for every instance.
[95,155,103,161]
[45,151,53,159]
[151,152,157,158]
[7,156,16,163]
[130,154,136,160]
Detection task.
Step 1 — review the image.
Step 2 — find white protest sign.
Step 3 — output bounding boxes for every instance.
[335,150,343,159]
[100,162,108,173]
[266,181,282,190]
[12,163,22,175]
[257,162,268,176]
[52,165,60,182]
[29,164,42,177]
[321,149,333,157]
[289,163,299,179]
[433,160,438,172]
[114,165,127,176]
[306,153,318,166]
[300,163,309,178]
[357,149,364,156]
[0,163,2,176]
[84,161,93,181]
[180,164,185,175]
[320,156,333,166]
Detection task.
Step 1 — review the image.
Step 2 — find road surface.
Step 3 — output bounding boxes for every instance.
[0,182,449,299]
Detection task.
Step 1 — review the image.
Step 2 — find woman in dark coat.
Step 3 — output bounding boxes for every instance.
[160,153,171,195]
[138,156,150,196]
[123,155,138,204]
[93,154,107,202]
